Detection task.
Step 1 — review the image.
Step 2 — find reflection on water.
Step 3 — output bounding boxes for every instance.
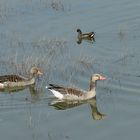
[0,84,40,102]
[88,97,106,120]
[0,84,37,94]
[49,97,105,120]
[77,36,95,44]
[0,0,140,139]
[28,85,41,102]
[0,86,27,93]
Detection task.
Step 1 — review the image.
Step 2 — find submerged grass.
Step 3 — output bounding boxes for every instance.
[0,27,102,96]
[0,36,69,94]
[0,0,70,25]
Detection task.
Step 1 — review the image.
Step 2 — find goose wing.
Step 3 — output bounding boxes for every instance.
[48,84,85,97]
[0,75,26,83]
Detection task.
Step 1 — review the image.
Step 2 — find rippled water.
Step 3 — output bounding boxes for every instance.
[0,0,140,140]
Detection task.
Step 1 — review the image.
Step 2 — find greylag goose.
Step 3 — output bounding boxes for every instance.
[0,66,43,89]
[46,74,106,100]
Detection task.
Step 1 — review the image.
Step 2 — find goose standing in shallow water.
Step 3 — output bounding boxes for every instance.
[0,66,43,89]
[46,74,106,101]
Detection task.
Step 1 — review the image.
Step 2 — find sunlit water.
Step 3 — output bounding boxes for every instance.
[0,0,140,140]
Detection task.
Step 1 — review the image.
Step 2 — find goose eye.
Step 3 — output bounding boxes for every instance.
[96,75,100,79]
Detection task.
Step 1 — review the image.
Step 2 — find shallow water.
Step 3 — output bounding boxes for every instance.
[0,0,140,140]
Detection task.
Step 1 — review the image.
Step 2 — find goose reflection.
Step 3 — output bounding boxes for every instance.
[77,37,95,44]
[0,84,40,101]
[48,97,105,120]
[0,85,28,93]
[28,85,41,102]
[88,97,106,120]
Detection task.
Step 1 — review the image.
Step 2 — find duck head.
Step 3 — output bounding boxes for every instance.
[77,29,82,34]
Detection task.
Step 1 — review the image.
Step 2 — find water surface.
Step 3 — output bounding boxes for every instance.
[0,0,140,140]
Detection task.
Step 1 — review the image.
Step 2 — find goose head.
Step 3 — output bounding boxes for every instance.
[30,67,43,77]
[91,74,106,82]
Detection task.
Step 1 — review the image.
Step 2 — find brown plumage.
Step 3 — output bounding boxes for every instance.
[47,74,106,100]
[48,84,84,97]
[0,75,25,83]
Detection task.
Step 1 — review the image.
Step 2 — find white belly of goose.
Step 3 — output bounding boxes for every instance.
[48,89,64,99]
[47,88,85,100]
[46,74,106,101]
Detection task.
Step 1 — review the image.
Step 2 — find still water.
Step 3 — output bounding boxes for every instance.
[0,0,140,140]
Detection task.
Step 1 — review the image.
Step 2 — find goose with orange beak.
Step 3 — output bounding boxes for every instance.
[46,74,106,101]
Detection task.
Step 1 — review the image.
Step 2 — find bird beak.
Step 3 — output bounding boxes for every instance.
[99,76,106,80]
[37,69,43,75]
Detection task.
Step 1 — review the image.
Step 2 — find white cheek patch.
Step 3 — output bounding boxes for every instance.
[48,89,63,99]
[91,34,94,37]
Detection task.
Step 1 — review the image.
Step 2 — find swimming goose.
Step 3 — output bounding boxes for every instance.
[46,74,106,100]
[0,66,43,89]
